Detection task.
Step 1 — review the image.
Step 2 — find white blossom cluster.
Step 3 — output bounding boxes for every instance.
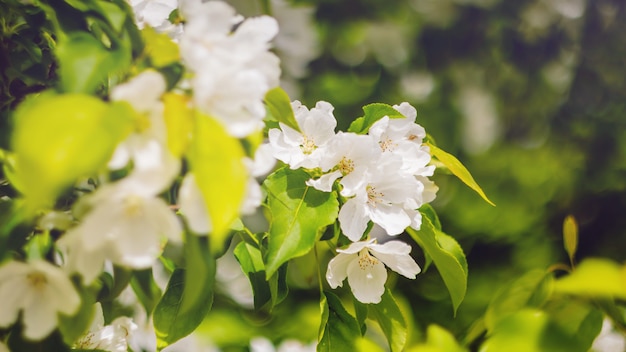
[0,0,280,346]
[268,101,437,303]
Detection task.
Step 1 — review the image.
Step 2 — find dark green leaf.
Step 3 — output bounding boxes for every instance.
[154,268,213,349]
[263,167,339,277]
[318,291,361,352]
[58,282,98,346]
[407,215,467,314]
[180,232,216,314]
[369,289,407,352]
[130,268,162,315]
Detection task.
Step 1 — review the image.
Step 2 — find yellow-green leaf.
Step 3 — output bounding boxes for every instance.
[563,215,578,264]
[553,258,626,299]
[426,142,495,206]
[163,93,192,157]
[187,113,247,254]
[264,87,299,132]
[142,27,180,68]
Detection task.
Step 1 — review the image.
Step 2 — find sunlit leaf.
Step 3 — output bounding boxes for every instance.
[426,142,495,206]
[163,93,192,157]
[318,291,361,352]
[348,103,405,134]
[408,325,467,352]
[263,167,339,277]
[407,215,467,314]
[553,258,626,299]
[11,93,133,207]
[142,27,180,67]
[264,87,299,132]
[154,269,212,349]
[369,289,407,352]
[187,113,247,255]
[484,270,553,332]
[563,215,578,265]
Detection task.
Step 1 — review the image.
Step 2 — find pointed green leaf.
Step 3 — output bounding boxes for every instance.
[352,298,368,335]
[318,291,361,352]
[234,241,272,310]
[348,103,406,134]
[130,268,162,315]
[426,142,495,206]
[407,216,467,314]
[264,87,299,132]
[409,325,467,352]
[553,258,626,299]
[369,289,407,352]
[263,167,339,277]
[187,114,247,254]
[180,232,216,314]
[154,268,213,349]
[562,215,578,265]
[142,27,180,68]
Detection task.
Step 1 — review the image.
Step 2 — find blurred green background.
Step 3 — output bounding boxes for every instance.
[289,0,626,341]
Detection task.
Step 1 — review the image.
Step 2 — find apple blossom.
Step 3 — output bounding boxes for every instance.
[0,260,80,340]
[74,303,137,352]
[326,239,421,304]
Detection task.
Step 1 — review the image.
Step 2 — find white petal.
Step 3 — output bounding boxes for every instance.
[338,198,369,242]
[179,173,212,234]
[346,257,387,304]
[336,239,376,255]
[0,275,26,327]
[392,102,417,121]
[22,297,57,340]
[368,204,411,236]
[306,171,341,192]
[370,242,421,279]
[325,253,354,288]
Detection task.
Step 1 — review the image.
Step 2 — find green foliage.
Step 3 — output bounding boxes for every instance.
[347,103,406,134]
[408,325,467,352]
[368,289,407,352]
[153,268,213,349]
[263,167,339,277]
[181,232,216,315]
[264,87,299,132]
[187,113,247,253]
[318,291,361,352]
[407,215,468,315]
[57,282,98,346]
[553,258,626,299]
[563,215,578,266]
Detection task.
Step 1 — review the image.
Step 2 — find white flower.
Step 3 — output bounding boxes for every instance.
[108,70,171,171]
[268,100,337,169]
[179,0,280,137]
[306,132,379,193]
[326,239,420,304]
[592,318,626,352]
[338,158,425,241]
[0,260,80,340]
[250,337,316,352]
[0,341,8,352]
[74,303,136,352]
[59,157,182,282]
[127,0,182,39]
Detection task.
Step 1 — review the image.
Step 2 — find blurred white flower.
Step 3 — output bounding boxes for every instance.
[127,0,182,39]
[0,341,8,352]
[74,303,136,352]
[250,336,316,352]
[0,260,80,340]
[592,318,626,352]
[268,100,337,169]
[326,239,420,304]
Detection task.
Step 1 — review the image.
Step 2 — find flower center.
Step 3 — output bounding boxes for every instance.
[338,157,355,176]
[134,113,151,133]
[300,135,317,155]
[358,249,380,273]
[27,271,48,290]
[123,195,144,218]
[366,185,384,207]
[379,137,397,152]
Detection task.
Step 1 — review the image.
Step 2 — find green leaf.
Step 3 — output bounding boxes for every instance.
[55,32,128,93]
[479,309,591,352]
[187,113,247,254]
[553,258,626,299]
[426,142,495,206]
[352,298,368,335]
[234,241,272,310]
[408,325,467,352]
[562,215,578,265]
[154,268,213,349]
[263,167,339,277]
[544,298,603,351]
[348,103,406,134]
[180,232,216,314]
[264,87,299,132]
[484,270,553,332]
[407,216,467,314]
[369,289,407,352]
[142,27,180,67]
[11,93,134,207]
[130,268,162,315]
[318,291,361,352]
